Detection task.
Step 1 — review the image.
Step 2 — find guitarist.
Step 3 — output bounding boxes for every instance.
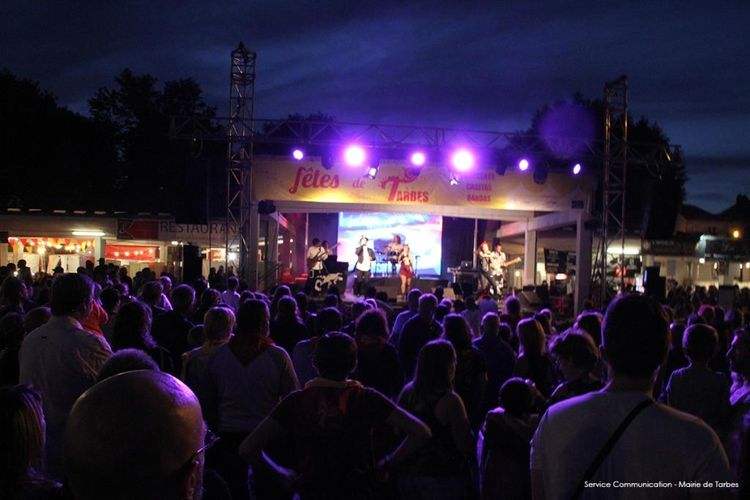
[306,238,328,277]
[490,242,521,293]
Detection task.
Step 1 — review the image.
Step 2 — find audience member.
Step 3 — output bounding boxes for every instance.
[96,348,160,382]
[662,324,729,432]
[473,313,517,417]
[152,284,196,373]
[398,340,477,500]
[182,306,235,406]
[0,384,61,499]
[480,378,540,500]
[353,308,404,399]
[391,289,421,346]
[19,273,111,479]
[0,276,27,319]
[443,314,488,431]
[530,294,731,499]
[513,318,557,398]
[202,299,299,500]
[460,296,482,338]
[240,332,430,500]
[292,307,343,386]
[220,277,241,312]
[192,288,221,324]
[270,295,310,355]
[0,313,25,386]
[547,330,602,407]
[112,300,174,373]
[724,327,750,485]
[399,293,442,379]
[64,370,207,500]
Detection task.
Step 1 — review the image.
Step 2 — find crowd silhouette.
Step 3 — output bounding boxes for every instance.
[1,261,749,499]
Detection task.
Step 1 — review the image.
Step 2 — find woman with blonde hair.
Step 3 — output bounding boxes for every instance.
[0,384,61,499]
[513,318,557,399]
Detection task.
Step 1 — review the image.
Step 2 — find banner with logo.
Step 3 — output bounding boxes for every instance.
[252,159,591,212]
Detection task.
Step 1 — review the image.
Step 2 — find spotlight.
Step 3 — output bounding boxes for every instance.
[572,163,582,175]
[343,145,366,167]
[449,174,460,186]
[518,158,530,171]
[409,151,427,167]
[451,149,475,173]
[291,148,305,161]
[366,166,379,179]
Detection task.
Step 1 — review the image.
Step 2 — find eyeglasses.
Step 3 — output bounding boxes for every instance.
[173,427,220,477]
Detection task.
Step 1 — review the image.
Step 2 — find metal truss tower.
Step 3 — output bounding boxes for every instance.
[226,43,257,286]
[594,75,628,305]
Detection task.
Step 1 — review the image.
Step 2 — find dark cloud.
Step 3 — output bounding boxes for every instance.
[2,0,748,210]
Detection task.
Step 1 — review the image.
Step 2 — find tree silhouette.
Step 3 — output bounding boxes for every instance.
[89,69,223,215]
[508,93,687,238]
[0,69,117,210]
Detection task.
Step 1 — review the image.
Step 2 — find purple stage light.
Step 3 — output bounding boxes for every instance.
[572,163,582,175]
[410,151,426,167]
[451,149,475,172]
[344,145,366,167]
[367,166,379,179]
[518,158,530,171]
[292,149,304,161]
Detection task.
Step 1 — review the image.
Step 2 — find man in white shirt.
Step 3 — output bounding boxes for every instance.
[306,238,327,275]
[353,236,375,296]
[531,294,732,500]
[20,273,112,479]
[221,276,241,311]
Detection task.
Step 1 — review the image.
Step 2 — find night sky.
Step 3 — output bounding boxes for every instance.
[3,1,749,213]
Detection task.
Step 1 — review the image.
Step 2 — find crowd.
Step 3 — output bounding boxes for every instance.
[1,260,750,500]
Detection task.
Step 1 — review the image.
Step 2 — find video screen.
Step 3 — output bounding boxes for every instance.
[337,212,442,276]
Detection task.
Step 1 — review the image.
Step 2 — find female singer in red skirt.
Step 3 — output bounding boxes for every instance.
[399,244,414,295]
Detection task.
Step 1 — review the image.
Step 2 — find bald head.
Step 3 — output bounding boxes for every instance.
[64,371,204,500]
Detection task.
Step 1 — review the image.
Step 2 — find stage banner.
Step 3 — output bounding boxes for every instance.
[252,159,591,211]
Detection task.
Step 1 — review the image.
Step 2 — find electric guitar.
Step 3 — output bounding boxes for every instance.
[307,242,341,269]
[491,256,522,276]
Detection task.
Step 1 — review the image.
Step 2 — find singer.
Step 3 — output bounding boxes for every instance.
[354,236,376,296]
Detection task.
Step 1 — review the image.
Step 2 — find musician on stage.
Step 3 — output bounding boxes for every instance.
[354,236,376,296]
[477,240,501,297]
[490,242,507,289]
[385,234,404,275]
[306,238,328,276]
[398,244,415,295]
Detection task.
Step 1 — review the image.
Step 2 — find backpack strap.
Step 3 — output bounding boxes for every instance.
[571,399,654,500]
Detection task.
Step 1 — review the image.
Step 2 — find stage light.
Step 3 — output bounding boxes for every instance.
[409,151,427,167]
[291,148,305,161]
[572,163,582,175]
[344,145,367,167]
[732,229,741,239]
[366,166,379,179]
[449,174,460,186]
[518,158,530,171]
[451,149,475,173]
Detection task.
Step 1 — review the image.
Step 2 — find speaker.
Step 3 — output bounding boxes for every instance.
[182,245,203,284]
[643,266,666,301]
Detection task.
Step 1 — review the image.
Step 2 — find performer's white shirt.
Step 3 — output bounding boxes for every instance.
[490,250,507,275]
[307,245,326,271]
[355,246,372,272]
